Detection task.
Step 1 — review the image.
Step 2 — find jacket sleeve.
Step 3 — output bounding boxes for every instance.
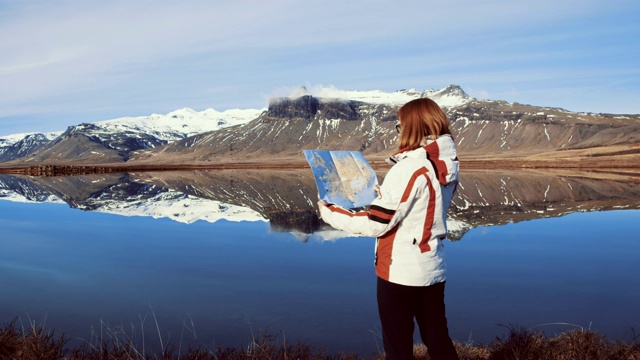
[318,162,426,237]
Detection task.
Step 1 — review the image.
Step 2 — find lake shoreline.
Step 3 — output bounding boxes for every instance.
[1,156,640,177]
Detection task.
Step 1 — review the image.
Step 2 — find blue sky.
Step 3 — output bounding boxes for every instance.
[1,0,639,135]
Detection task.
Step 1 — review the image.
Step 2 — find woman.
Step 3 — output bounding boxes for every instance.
[317,97,460,360]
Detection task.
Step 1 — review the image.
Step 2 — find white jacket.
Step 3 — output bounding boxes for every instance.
[319,135,459,286]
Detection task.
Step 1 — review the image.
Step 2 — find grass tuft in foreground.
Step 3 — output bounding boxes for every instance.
[411,325,640,360]
[0,318,67,359]
[1,318,639,359]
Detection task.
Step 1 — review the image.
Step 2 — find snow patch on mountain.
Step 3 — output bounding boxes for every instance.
[96,107,266,142]
[0,132,62,147]
[0,189,64,204]
[0,187,266,224]
[445,217,471,236]
[0,108,265,150]
[91,190,267,224]
[284,84,473,109]
[429,85,474,109]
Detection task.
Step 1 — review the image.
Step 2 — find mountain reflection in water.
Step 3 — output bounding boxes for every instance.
[1,169,639,239]
[1,168,639,354]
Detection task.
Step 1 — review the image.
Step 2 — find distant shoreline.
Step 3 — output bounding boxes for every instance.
[1,156,640,177]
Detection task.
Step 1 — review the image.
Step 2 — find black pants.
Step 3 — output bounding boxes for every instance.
[377,277,459,360]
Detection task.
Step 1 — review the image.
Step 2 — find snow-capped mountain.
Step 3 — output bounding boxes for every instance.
[0,132,62,162]
[0,132,62,147]
[0,86,474,165]
[1,84,639,166]
[289,84,472,109]
[96,107,266,142]
[131,85,640,165]
[130,85,473,164]
[0,107,265,164]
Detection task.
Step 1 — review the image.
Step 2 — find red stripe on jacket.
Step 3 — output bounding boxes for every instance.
[419,178,437,253]
[424,142,448,185]
[326,204,368,217]
[376,224,398,281]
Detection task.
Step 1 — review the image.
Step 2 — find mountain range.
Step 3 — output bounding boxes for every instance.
[1,85,639,168]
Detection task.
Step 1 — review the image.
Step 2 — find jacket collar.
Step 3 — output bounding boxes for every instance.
[386,134,459,185]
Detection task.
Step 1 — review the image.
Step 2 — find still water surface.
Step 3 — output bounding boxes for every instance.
[0,169,639,355]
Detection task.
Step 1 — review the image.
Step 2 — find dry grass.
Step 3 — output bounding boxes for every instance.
[1,319,639,360]
[0,318,66,359]
[401,325,640,360]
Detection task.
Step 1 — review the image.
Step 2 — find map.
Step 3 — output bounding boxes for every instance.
[303,150,379,209]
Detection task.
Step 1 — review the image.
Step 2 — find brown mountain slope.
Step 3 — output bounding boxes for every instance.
[128,98,640,168]
[2,92,639,170]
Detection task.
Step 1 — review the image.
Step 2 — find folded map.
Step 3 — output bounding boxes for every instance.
[303,150,379,209]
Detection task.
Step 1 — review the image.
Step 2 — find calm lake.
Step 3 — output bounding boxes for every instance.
[1,168,639,356]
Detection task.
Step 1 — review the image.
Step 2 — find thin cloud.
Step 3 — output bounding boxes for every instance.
[0,0,638,134]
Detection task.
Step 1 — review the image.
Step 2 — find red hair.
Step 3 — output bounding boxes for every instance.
[397,98,451,150]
